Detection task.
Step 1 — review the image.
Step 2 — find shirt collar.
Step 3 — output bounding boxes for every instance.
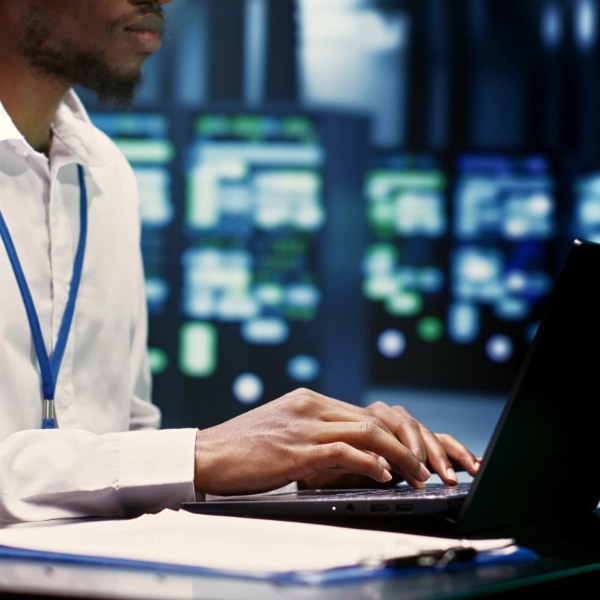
[0,98,27,144]
[0,89,113,168]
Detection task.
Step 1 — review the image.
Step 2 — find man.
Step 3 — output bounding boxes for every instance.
[0,0,480,525]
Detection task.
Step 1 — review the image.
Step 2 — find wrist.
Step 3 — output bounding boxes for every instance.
[194,429,206,493]
[194,427,219,495]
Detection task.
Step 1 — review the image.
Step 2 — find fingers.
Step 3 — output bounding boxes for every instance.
[433,432,481,477]
[376,455,392,472]
[289,391,430,485]
[285,391,481,489]
[301,451,396,490]
[365,400,481,486]
[417,428,481,484]
[309,443,393,484]
[366,402,428,463]
[315,421,430,485]
[362,451,394,473]
[417,427,459,484]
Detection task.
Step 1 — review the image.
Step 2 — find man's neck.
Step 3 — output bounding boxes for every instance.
[0,53,69,155]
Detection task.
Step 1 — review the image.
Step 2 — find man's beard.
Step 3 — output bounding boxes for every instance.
[18,8,142,108]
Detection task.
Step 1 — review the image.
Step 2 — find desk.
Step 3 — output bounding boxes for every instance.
[1,510,600,600]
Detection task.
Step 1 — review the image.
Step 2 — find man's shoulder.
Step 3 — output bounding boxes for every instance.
[61,90,136,178]
[90,125,134,173]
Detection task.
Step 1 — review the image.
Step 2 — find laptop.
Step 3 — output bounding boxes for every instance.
[183,239,600,536]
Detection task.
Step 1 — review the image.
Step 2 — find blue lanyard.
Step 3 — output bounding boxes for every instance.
[0,164,88,429]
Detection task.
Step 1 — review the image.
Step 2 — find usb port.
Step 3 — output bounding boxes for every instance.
[396,503,414,513]
[370,504,389,513]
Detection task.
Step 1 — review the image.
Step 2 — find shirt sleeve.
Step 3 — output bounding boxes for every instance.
[0,428,198,525]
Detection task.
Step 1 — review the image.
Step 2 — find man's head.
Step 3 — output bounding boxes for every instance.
[13,0,172,107]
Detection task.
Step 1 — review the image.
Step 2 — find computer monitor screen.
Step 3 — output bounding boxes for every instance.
[366,153,557,393]
[179,114,328,425]
[573,171,600,244]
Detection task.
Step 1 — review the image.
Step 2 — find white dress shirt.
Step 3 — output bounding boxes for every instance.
[0,91,197,524]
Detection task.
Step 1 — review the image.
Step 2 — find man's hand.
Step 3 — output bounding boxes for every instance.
[301,401,482,490]
[194,389,480,496]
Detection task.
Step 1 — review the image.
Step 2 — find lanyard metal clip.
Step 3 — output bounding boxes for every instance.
[42,399,57,430]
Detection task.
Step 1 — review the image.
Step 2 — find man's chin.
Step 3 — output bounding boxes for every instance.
[93,72,142,108]
[70,56,144,107]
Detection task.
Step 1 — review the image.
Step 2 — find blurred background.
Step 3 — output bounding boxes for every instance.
[78,0,600,457]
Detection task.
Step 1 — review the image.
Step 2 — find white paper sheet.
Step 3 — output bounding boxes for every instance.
[0,509,513,575]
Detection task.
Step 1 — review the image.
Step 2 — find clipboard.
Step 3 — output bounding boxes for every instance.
[0,542,538,585]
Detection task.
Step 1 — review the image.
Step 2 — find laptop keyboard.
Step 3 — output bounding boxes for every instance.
[294,482,471,501]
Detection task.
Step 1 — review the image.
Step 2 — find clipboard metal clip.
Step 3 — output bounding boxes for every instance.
[385,544,478,570]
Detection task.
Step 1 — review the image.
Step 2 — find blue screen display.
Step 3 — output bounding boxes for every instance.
[367,153,559,392]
